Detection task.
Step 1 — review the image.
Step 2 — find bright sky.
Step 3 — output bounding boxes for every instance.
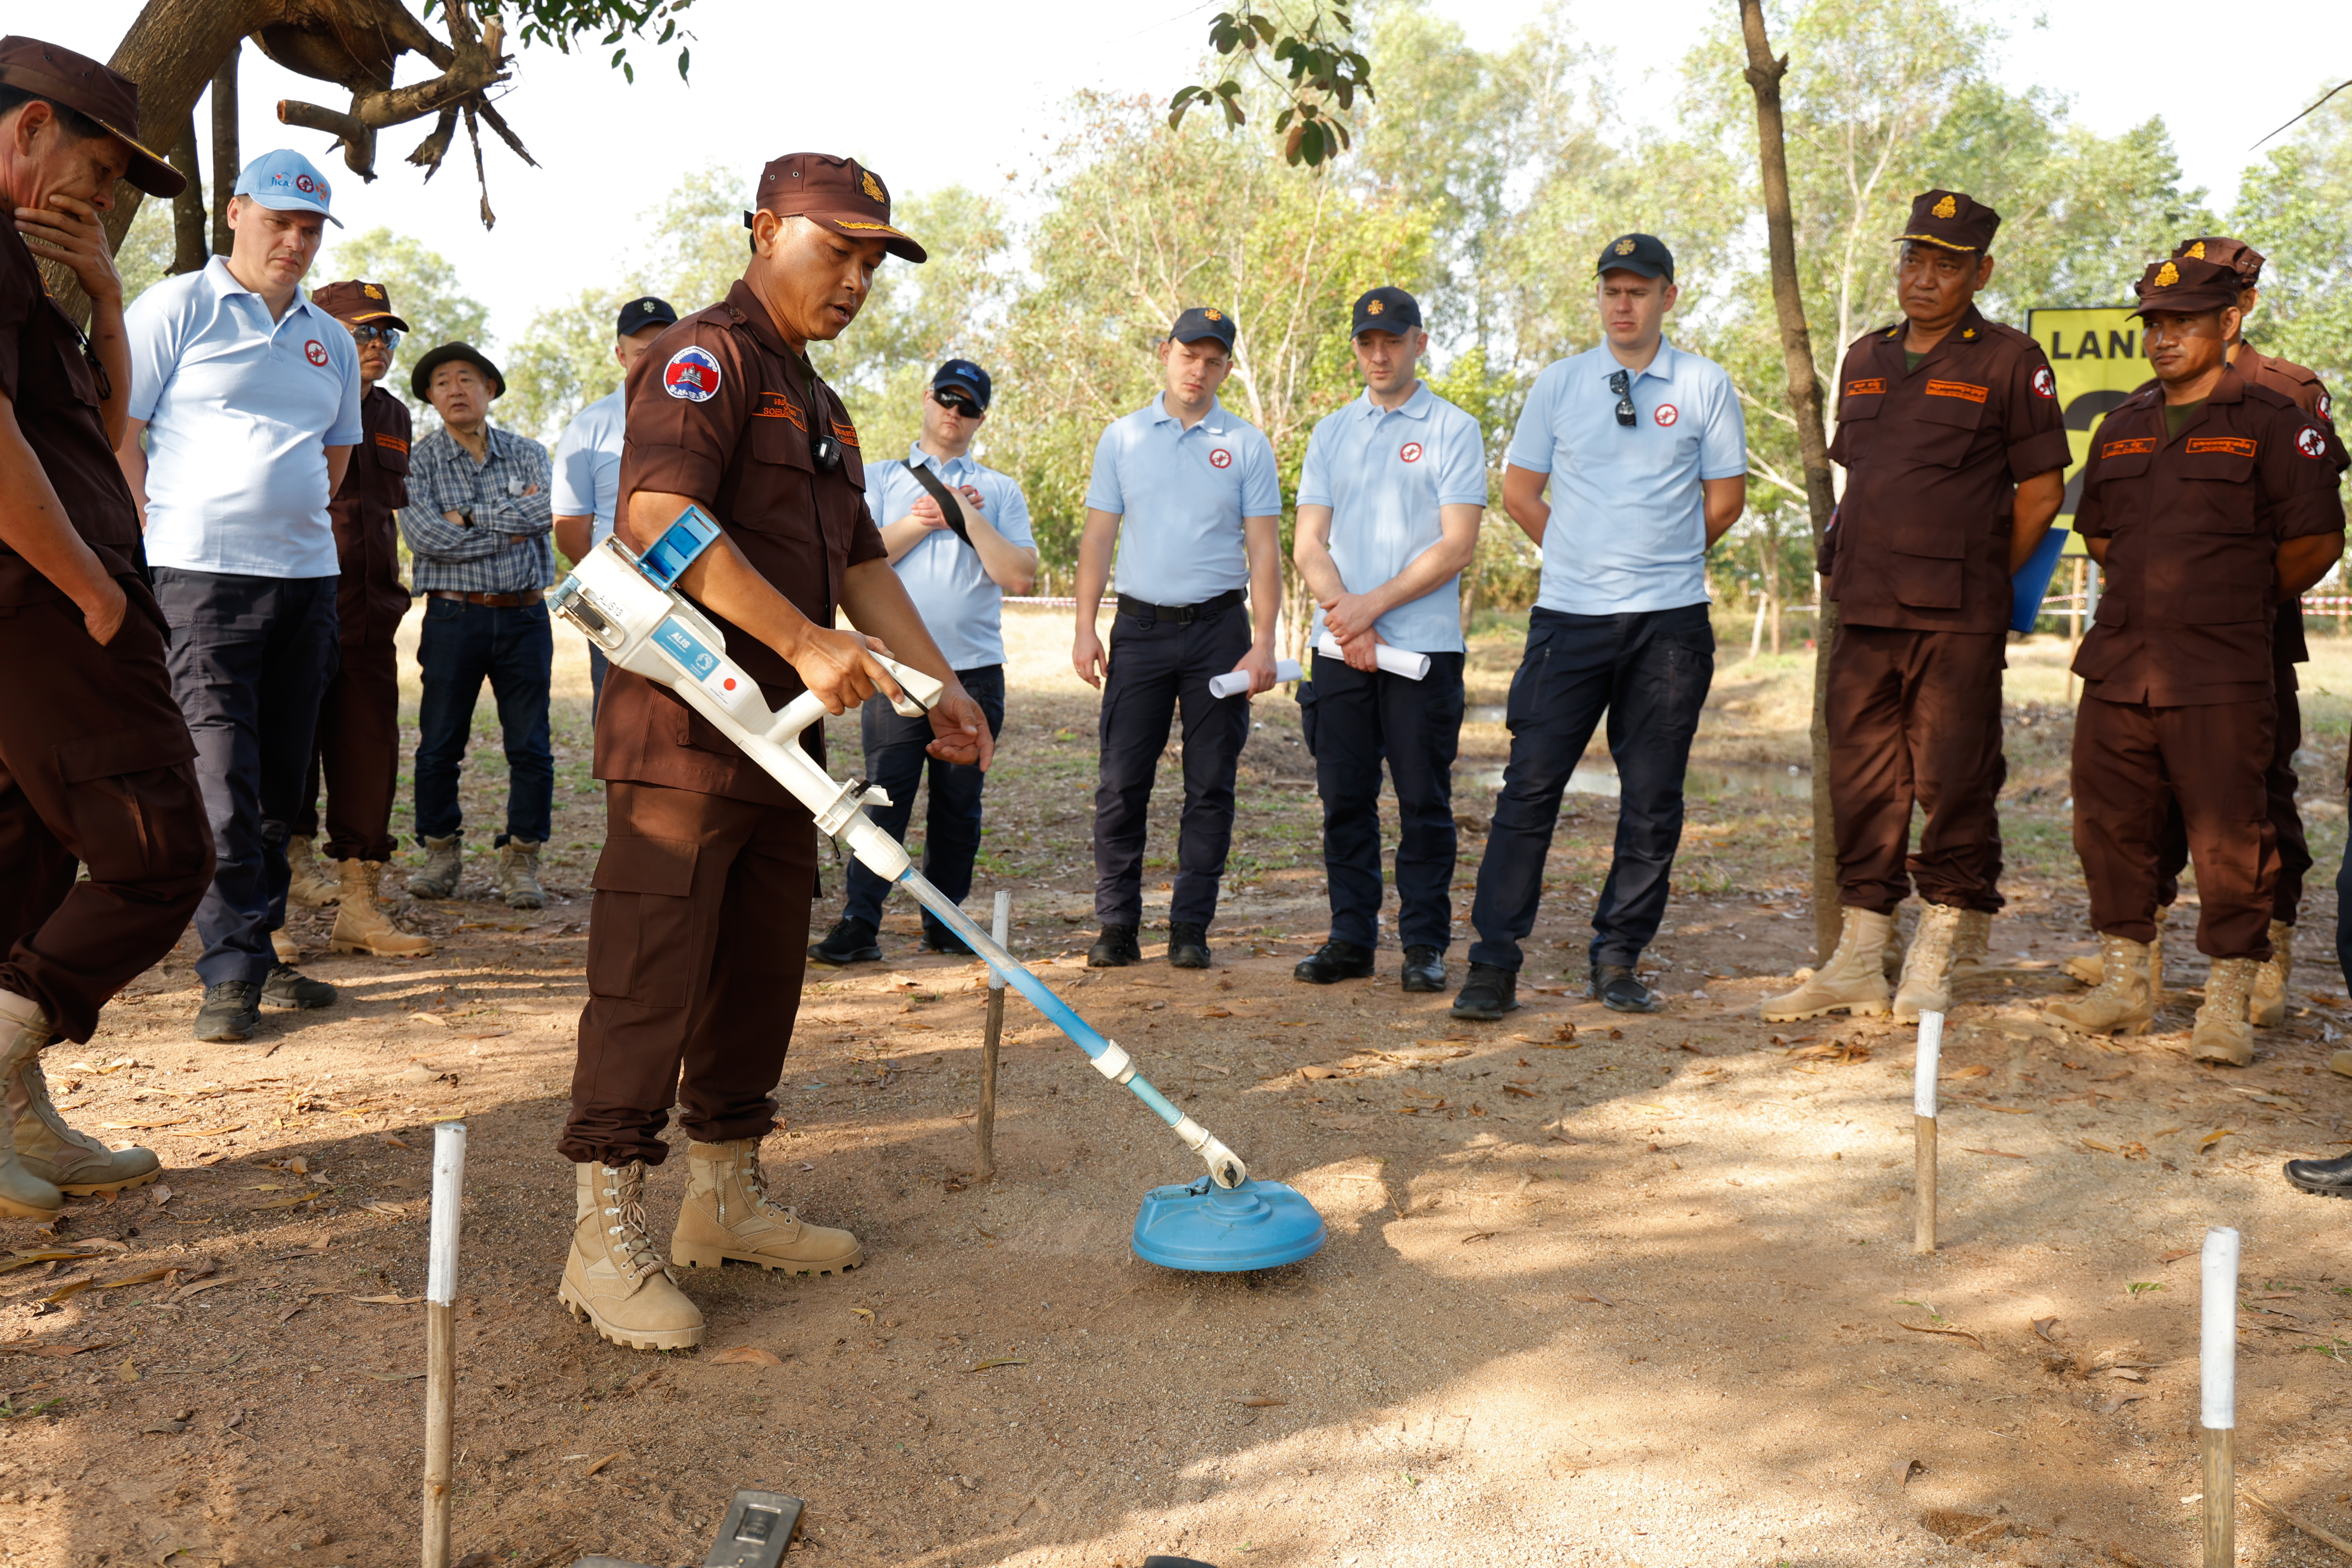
[53,0,2352,341]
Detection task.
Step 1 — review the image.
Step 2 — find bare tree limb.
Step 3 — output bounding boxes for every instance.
[2252,78,2352,151]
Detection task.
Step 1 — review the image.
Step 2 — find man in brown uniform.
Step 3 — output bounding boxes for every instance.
[0,38,214,1216]
[556,153,994,1352]
[279,279,432,960]
[1764,190,2070,1023]
[2046,256,2347,1063]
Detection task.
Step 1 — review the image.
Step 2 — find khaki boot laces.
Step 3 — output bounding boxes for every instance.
[599,1167,670,1285]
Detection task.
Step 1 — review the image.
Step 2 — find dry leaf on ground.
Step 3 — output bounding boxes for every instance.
[1896,1320,1984,1348]
[2032,1317,2062,1343]
[582,1453,623,1477]
[1237,1396,1286,1407]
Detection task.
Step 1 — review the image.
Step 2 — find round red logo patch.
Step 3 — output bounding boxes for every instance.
[2321,389,2334,422]
[1653,404,1679,427]
[303,339,328,367]
[1399,442,1424,464]
[1209,448,1233,469]
[2297,426,2329,460]
[2033,367,2056,400]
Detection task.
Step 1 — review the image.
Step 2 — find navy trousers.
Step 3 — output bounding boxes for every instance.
[1467,604,1714,973]
[1092,603,1252,929]
[843,664,1007,942]
[414,597,554,846]
[1300,650,1465,951]
[154,568,340,987]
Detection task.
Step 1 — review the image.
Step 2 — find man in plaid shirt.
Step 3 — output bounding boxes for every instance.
[398,341,556,909]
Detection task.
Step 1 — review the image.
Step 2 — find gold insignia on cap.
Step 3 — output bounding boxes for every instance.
[2156,260,2180,288]
[363,284,383,299]
[1205,309,1223,321]
[1933,194,1957,220]
[1367,299,1385,316]
[2187,240,2206,259]
[1614,238,1636,255]
[860,170,884,203]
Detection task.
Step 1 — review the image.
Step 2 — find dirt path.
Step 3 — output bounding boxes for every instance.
[5,610,2351,1568]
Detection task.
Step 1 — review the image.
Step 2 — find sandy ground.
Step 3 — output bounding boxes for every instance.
[5,607,2352,1568]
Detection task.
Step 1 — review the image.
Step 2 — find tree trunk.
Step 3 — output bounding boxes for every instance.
[1737,0,1841,964]
[209,42,241,259]
[168,114,206,274]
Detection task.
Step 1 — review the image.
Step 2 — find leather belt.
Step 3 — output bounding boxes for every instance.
[1116,588,1243,625]
[429,588,544,608]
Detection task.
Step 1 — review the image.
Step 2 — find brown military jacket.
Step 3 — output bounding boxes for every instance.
[1824,305,2074,633]
[327,385,414,648]
[2073,367,2347,706]
[598,278,887,807]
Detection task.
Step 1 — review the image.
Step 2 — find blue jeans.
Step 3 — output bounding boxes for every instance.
[843,665,1006,943]
[1467,604,1714,973]
[414,597,554,846]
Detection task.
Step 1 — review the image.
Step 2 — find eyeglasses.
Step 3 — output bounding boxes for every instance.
[1608,369,1635,428]
[351,325,402,351]
[932,389,981,418]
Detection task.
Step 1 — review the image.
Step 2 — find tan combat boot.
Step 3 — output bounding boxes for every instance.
[1880,905,1906,981]
[559,1161,704,1351]
[2250,920,2294,1028]
[270,928,299,964]
[672,1138,863,1276]
[408,834,463,899]
[285,835,339,907]
[2192,958,2259,1066]
[0,995,72,1218]
[328,860,434,957]
[1951,909,1992,978]
[2045,933,2156,1037]
[2063,907,2166,1002]
[1893,903,1964,1022]
[1761,907,1893,1022]
[497,838,546,911]
[2,1006,159,1198]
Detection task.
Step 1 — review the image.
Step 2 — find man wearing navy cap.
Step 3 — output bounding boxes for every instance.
[1074,306,1283,969]
[811,359,1038,965]
[554,294,680,716]
[1291,287,1485,991]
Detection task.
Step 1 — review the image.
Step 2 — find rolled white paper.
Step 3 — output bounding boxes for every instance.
[1913,1011,1943,1118]
[2201,1225,2240,1429]
[1208,659,1303,698]
[1312,633,1432,681]
[426,1120,468,1306]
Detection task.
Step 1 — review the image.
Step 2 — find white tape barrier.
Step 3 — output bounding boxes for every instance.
[426,1121,468,1306]
[1208,660,1303,699]
[1312,634,1433,681]
[1913,1011,1943,1119]
[2202,1226,2240,1429]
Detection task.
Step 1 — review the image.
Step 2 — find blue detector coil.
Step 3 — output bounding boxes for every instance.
[1131,1177,1328,1272]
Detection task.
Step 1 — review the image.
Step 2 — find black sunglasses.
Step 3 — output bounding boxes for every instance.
[1608,369,1635,428]
[351,324,402,350]
[932,388,981,417]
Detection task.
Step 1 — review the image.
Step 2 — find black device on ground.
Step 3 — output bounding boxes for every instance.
[904,461,975,547]
[572,1489,804,1568]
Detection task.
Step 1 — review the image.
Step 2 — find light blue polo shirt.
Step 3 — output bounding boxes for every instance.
[1505,338,1746,616]
[1297,382,1487,653]
[125,256,363,579]
[1084,394,1280,608]
[866,443,1036,671]
[551,388,626,548]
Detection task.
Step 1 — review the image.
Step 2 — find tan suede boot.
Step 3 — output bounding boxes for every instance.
[1880,905,1906,981]
[270,928,298,964]
[559,1161,704,1351]
[2192,958,2259,1067]
[409,834,463,899]
[1761,907,1893,1022]
[4,1020,159,1197]
[0,996,70,1218]
[285,835,339,907]
[497,838,546,911]
[2064,907,2166,1001]
[2250,920,2294,1029]
[1893,903,1963,1022]
[328,860,434,957]
[2045,933,2156,1037]
[672,1138,862,1276]
[1950,909,1991,978]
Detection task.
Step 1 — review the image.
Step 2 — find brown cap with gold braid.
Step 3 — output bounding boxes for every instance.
[1896,189,1999,253]
[2171,236,2264,289]
[2129,255,2244,319]
[745,152,926,264]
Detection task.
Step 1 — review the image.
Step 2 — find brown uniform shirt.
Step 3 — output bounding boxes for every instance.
[0,226,147,605]
[327,385,414,648]
[597,278,887,807]
[1824,305,2073,633]
[2073,367,2347,706]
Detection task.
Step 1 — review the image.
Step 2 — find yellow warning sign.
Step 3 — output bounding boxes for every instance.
[2026,306,2150,552]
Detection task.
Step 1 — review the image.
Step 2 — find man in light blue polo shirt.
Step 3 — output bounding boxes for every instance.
[811,359,1038,965]
[1073,307,1282,969]
[117,148,360,1044]
[1291,287,1486,994]
[1452,234,1748,1023]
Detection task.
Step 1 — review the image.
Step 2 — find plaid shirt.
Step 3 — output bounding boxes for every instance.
[398,423,556,594]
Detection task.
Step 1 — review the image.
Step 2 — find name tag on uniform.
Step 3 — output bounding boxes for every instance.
[374,432,408,453]
[1843,378,1886,397]
[2102,437,2156,458]
[753,391,804,427]
[2184,437,2257,457]
[1924,380,1988,403]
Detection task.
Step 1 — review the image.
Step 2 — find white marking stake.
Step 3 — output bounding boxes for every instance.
[1913,1011,1942,1254]
[2201,1225,2240,1567]
[423,1120,466,1568]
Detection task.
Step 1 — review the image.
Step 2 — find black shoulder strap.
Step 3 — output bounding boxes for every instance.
[904,461,974,547]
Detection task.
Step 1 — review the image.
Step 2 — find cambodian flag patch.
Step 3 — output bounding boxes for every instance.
[662,345,723,403]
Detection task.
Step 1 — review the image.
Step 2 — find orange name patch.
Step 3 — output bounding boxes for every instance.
[373,432,408,453]
[1844,378,1886,397]
[752,391,804,427]
[831,420,860,449]
[2102,437,2157,458]
[2183,436,2257,457]
[1924,379,1989,403]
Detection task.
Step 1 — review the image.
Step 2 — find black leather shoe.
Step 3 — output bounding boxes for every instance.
[1294,939,1374,984]
[1088,924,1141,967]
[2283,1152,2352,1198]
[1449,963,1519,1020]
[1592,962,1663,1014]
[1168,922,1212,969]
[809,916,882,966]
[261,963,337,1010]
[1401,945,1446,993]
[193,982,261,1043]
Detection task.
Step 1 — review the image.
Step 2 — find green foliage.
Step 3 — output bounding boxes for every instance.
[111,196,177,309]
[2232,90,2352,393]
[1170,3,1374,167]
[316,227,491,416]
[456,0,697,83]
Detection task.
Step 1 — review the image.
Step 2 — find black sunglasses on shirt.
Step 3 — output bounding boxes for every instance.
[1608,368,1635,428]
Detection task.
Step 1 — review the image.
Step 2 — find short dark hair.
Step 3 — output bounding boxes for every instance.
[0,85,103,143]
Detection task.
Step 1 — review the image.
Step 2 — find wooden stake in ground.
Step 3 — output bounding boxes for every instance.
[2203,1225,2240,1568]
[1913,1011,1941,1254]
[423,1120,468,1568]
[974,891,1011,1184]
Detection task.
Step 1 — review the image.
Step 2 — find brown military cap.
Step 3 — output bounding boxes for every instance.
[0,36,182,198]
[311,279,411,332]
[2171,235,2265,289]
[1896,189,2000,253]
[2129,255,2244,318]
[745,152,926,264]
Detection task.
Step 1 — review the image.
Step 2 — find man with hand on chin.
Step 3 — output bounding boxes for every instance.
[557,153,991,1354]
[1290,287,1484,993]
[1073,307,1283,971]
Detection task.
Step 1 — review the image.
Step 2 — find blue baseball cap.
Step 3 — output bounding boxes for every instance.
[232,149,341,227]
[615,296,678,337]
[931,359,991,412]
